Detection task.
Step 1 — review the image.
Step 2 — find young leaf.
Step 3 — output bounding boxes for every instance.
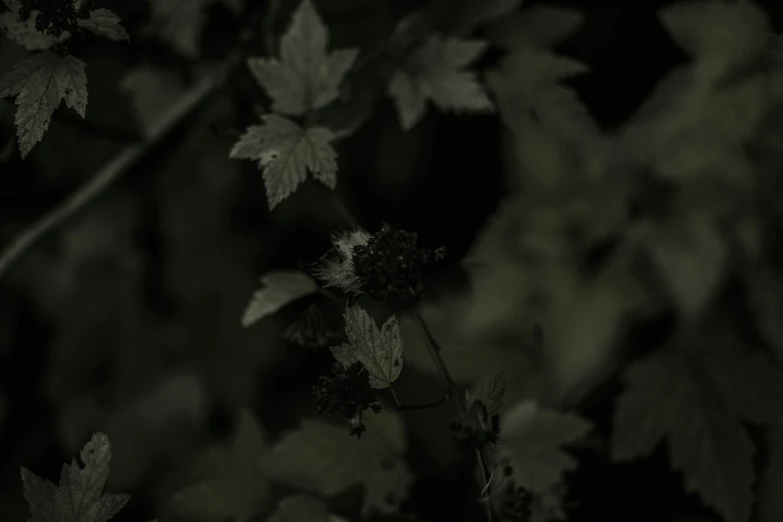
[388,35,494,130]
[658,0,770,83]
[167,410,270,522]
[0,51,88,157]
[485,47,595,142]
[473,371,508,416]
[77,9,129,42]
[499,400,592,494]
[261,412,411,515]
[21,432,132,522]
[343,305,404,389]
[246,0,359,116]
[241,270,319,327]
[612,337,783,522]
[230,114,338,209]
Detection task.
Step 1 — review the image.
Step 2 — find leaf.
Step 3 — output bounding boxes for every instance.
[658,0,770,83]
[645,213,727,321]
[388,35,494,130]
[246,0,359,116]
[330,342,359,368]
[261,412,411,514]
[473,371,508,417]
[486,5,585,49]
[21,432,132,522]
[0,0,66,50]
[230,114,338,209]
[343,305,404,389]
[241,270,319,327]
[611,334,783,522]
[77,9,129,42]
[499,400,592,494]
[268,495,348,522]
[486,47,596,142]
[167,410,270,522]
[452,0,524,33]
[0,51,88,157]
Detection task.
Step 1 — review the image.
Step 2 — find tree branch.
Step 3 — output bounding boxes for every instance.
[0,73,218,278]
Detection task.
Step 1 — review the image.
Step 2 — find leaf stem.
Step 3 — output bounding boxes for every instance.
[389,385,403,407]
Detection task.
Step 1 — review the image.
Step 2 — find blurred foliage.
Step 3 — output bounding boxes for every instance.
[3,1,783,522]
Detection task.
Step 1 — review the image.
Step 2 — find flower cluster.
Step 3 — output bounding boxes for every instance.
[351,222,446,302]
[18,0,88,37]
[312,361,381,438]
[448,410,500,447]
[493,460,533,522]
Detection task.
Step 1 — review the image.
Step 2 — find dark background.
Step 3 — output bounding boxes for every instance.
[0,1,781,521]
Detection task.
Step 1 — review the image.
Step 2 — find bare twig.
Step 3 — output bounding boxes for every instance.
[0,73,219,278]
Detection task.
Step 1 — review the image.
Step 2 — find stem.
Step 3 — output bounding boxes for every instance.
[389,385,402,407]
[0,73,218,279]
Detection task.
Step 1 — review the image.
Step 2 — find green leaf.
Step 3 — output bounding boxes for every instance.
[0,51,88,157]
[261,412,411,514]
[167,410,270,522]
[21,432,132,522]
[452,0,524,34]
[247,0,358,116]
[658,0,770,83]
[486,5,585,49]
[230,114,338,209]
[486,47,595,142]
[473,371,508,417]
[499,400,592,494]
[388,35,494,130]
[241,270,319,327]
[77,9,129,42]
[343,305,404,389]
[644,213,727,321]
[268,495,348,522]
[612,334,783,522]
[0,0,66,50]
[330,342,359,368]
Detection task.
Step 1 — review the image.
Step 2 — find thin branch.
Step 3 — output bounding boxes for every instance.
[0,73,219,279]
[388,385,403,407]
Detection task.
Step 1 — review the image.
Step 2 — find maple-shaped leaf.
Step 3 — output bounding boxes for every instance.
[472,371,508,417]
[246,0,359,116]
[167,410,271,522]
[0,0,66,50]
[261,412,412,515]
[241,270,319,327]
[658,0,770,83]
[77,9,129,42]
[485,47,596,142]
[388,35,494,130]
[21,432,133,522]
[498,400,592,494]
[230,114,338,209]
[148,0,241,57]
[0,51,87,157]
[612,331,783,522]
[310,227,371,295]
[343,304,404,389]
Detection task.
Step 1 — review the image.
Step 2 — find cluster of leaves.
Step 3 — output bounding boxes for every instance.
[229,0,497,211]
[20,432,154,522]
[0,0,128,156]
